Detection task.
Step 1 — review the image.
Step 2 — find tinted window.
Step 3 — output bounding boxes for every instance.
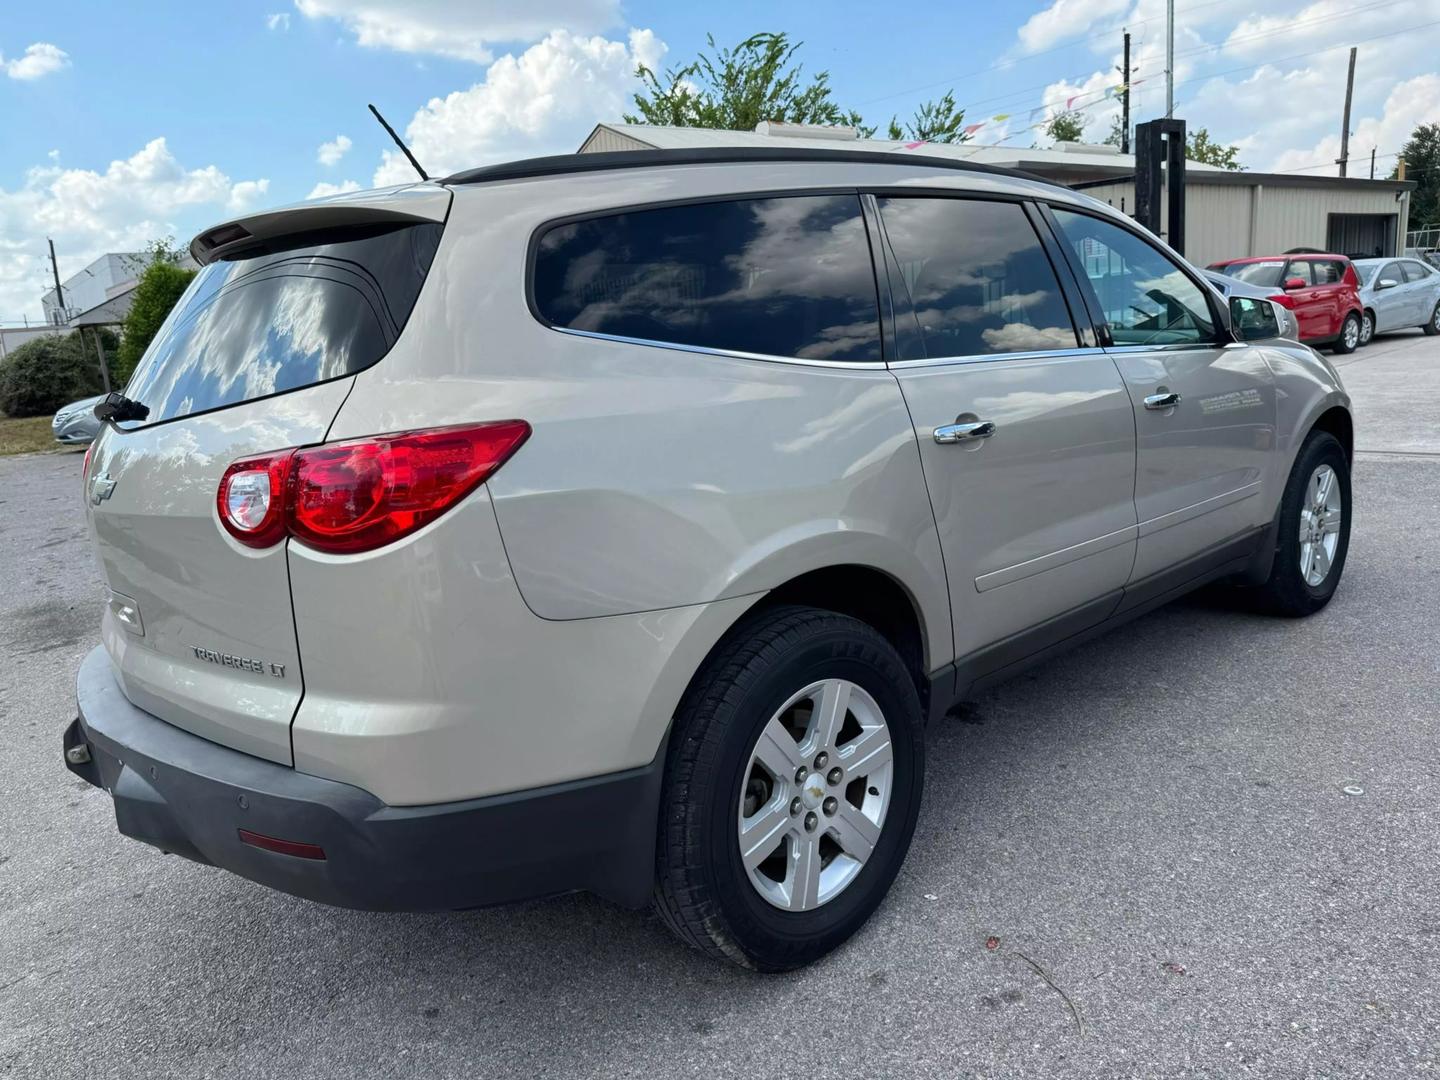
[533,195,880,362]
[1228,261,1287,287]
[123,223,443,426]
[1300,260,1344,285]
[1052,209,1216,346]
[1376,262,1402,286]
[877,197,1077,357]
[1402,260,1433,283]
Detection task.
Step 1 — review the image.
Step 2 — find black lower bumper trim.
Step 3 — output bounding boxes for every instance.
[66,646,662,911]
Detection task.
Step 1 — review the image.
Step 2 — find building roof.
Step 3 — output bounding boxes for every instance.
[577,122,1229,184]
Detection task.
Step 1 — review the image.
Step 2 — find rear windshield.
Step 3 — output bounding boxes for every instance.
[1227,261,1286,287]
[121,222,443,427]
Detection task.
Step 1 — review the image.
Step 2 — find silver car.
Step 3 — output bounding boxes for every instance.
[51,393,106,445]
[1353,257,1440,344]
[64,148,1354,971]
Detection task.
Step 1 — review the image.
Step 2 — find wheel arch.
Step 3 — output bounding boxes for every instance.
[1310,404,1354,463]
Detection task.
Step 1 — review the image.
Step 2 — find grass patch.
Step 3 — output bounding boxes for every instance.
[0,414,65,456]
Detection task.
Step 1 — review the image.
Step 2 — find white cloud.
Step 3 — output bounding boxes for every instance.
[3,42,70,80]
[294,0,622,63]
[1263,74,1440,176]
[266,12,291,30]
[317,134,353,166]
[0,139,266,321]
[373,28,664,185]
[1017,0,1130,53]
[307,179,362,199]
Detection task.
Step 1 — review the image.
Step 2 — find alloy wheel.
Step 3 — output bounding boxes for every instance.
[1299,463,1343,587]
[737,679,893,911]
[1360,313,1374,345]
[1343,317,1360,350]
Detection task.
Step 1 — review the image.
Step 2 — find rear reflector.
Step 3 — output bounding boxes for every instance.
[238,829,326,860]
[215,421,530,554]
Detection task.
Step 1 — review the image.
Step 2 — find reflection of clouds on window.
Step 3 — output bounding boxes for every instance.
[980,323,1078,352]
[534,195,881,362]
[877,196,1077,358]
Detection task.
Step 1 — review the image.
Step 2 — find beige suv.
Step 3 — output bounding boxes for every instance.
[65,147,1353,971]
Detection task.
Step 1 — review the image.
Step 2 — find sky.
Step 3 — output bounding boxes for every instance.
[2,0,1438,322]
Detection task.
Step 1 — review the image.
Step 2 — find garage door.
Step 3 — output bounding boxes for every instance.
[1327,213,1397,259]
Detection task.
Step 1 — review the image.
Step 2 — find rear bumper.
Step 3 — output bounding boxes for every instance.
[66,646,662,910]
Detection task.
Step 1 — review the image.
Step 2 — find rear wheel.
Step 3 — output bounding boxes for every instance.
[1359,310,1375,346]
[1332,312,1361,354]
[1246,431,1350,617]
[1423,300,1440,336]
[653,605,924,971]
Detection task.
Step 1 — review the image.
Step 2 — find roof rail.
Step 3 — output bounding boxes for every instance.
[441,146,1054,188]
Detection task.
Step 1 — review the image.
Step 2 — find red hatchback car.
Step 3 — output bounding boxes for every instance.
[1208,254,1365,353]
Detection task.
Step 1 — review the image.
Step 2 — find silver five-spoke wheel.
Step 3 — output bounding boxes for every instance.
[737,678,892,911]
[1299,463,1342,586]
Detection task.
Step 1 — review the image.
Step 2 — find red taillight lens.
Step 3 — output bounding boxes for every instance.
[217,451,295,548]
[289,422,531,553]
[215,422,530,554]
[1267,292,1295,310]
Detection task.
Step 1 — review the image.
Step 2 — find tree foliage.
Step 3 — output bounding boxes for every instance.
[626,32,873,135]
[1103,112,1128,149]
[1186,128,1243,171]
[886,91,970,144]
[116,240,197,384]
[1046,111,1085,143]
[0,329,114,417]
[1393,122,1440,227]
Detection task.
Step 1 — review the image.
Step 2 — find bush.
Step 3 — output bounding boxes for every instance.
[0,330,113,418]
[116,253,196,383]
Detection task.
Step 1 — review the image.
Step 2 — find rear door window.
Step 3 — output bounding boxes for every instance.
[531,195,881,362]
[875,196,1078,358]
[122,223,443,426]
[1402,260,1434,283]
[1050,209,1217,346]
[1306,260,1345,285]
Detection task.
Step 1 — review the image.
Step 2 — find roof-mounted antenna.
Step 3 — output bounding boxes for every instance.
[368,103,429,181]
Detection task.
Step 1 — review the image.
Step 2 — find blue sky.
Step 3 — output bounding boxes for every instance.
[2,0,1438,321]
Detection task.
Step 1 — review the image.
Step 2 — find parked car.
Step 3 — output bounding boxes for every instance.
[1208,254,1365,353]
[1201,270,1300,341]
[1352,257,1440,343]
[51,393,106,445]
[64,148,1354,971]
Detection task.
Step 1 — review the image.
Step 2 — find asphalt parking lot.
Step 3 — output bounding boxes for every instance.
[2,330,1437,1079]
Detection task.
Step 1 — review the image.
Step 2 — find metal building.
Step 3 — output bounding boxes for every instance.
[578,122,1415,265]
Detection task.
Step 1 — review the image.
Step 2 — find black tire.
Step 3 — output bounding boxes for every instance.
[652,605,924,971]
[1359,310,1375,346]
[1422,300,1440,336]
[1331,312,1361,354]
[1247,431,1351,617]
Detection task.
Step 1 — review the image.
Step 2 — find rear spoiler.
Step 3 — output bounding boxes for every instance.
[190,182,451,265]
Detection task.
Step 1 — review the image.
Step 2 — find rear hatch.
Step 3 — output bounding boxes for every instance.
[83,184,449,764]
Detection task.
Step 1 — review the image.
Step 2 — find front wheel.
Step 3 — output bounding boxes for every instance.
[1359,310,1375,346]
[1332,312,1362,354]
[653,605,924,971]
[1246,431,1351,616]
[1423,300,1440,336]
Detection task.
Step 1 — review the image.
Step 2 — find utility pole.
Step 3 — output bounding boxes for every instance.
[46,238,67,326]
[1121,30,1132,154]
[1337,46,1357,177]
[1370,147,1376,180]
[1165,0,1175,118]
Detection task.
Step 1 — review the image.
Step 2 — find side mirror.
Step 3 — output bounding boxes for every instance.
[1229,296,1280,342]
[1282,277,1306,291]
[1376,277,1399,290]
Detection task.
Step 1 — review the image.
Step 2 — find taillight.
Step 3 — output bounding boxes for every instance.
[1267,292,1294,309]
[216,422,530,554]
[218,452,294,548]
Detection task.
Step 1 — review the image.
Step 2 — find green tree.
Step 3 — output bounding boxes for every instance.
[886,91,970,144]
[116,240,196,384]
[0,329,114,417]
[1046,111,1085,143]
[1392,122,1440,227]
[1186,128,1243,170]
[627,32,873,136]
[1103,112,1128,149]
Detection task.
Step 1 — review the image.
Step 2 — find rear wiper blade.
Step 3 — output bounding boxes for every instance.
[93,392,150,424]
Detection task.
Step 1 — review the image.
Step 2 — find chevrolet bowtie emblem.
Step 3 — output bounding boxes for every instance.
[90,472,117,505]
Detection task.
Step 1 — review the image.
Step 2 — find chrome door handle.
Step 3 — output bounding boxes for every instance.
[933,420,996,444]
[1144,391,1181,410]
